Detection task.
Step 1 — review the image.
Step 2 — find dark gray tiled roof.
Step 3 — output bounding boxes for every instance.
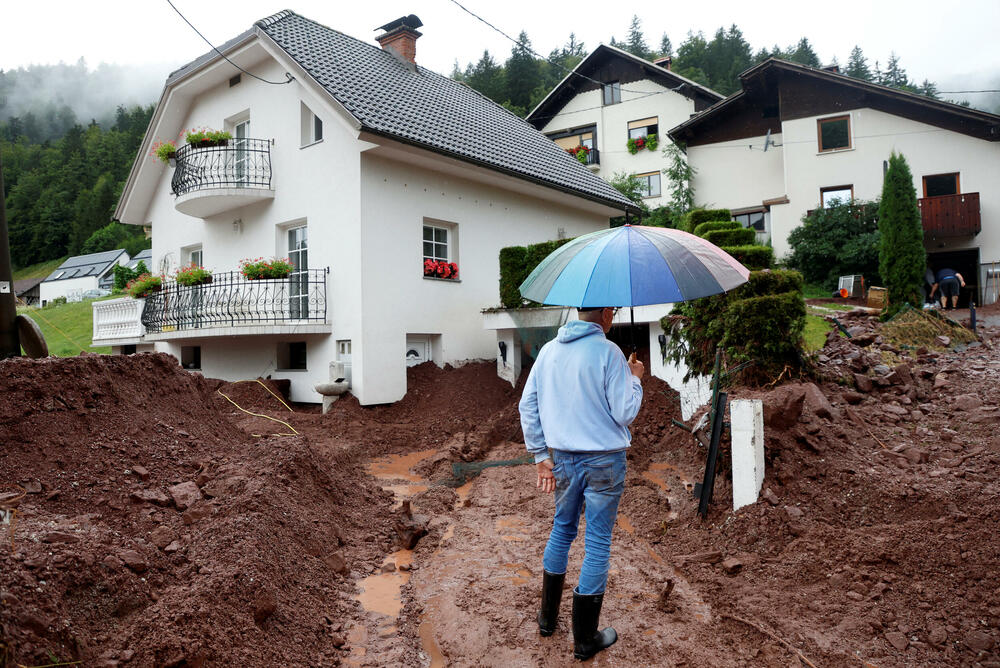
[254,11,636,212]
[126,249,153,270]
[44,249,127,282]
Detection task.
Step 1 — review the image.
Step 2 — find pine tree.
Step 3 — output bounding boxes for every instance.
[467,50,506,102]
[624,15,651,59]
[845,46,872,81]
[878,152,926,315]
[504,31,541,113]
[659,34,673,58]
[788,38,821,67]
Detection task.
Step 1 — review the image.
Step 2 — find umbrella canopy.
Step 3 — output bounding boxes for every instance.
[519,225,750,307]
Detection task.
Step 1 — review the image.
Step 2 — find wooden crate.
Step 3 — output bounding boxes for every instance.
[867,286,888,309]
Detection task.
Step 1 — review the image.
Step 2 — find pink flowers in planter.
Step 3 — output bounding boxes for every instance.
[240,257,294,280]
[424,259,459,280]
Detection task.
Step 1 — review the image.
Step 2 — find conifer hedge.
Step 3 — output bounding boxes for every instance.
[692,220,742,237]
[703,227,756,248]
[683,208,732,233]
[498,238,573,308]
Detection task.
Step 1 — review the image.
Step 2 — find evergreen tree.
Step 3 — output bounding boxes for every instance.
[466,51,506,102]
[624,15,652,59]
[878,152,926,315]
[659,34,673,59]
[787,38,821,67]
[845,46,872,81]
[504,31,541,114]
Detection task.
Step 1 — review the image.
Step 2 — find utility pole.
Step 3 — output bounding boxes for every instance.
[0,152,20,359]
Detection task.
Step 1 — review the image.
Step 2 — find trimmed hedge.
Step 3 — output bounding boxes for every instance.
[498,238,573,308]
[684,208,732,233]
[663,269,806,384]
[703,227,756,247]
[722,245,774,271]
[693,220,741,237]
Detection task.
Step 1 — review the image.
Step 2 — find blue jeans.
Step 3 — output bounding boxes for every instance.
[542,449,627,595]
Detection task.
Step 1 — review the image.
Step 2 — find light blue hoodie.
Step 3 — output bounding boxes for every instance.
[519,320,643,463]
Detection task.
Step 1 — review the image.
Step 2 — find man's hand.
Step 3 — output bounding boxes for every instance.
[628,353,645,380]
[536,458,555,494]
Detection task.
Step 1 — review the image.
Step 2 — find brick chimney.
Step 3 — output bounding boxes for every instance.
[653,56,672,71]
[375,15,423,65]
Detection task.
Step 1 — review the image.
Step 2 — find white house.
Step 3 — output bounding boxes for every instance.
[96,11,637,405]
[669,59,1000,304]
[40,249,129,305]
[526,45,722,208]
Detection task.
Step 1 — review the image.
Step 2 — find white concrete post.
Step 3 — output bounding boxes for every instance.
[730,399,765,511]
[496,328,521,387]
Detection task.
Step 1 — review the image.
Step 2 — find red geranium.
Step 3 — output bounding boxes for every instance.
[424,259,458,280]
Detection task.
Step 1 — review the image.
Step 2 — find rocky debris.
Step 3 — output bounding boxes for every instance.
[721,557,743,575]
[253,594,277,625]
[657,579,675,612]
[928,626,948,645]
[167,481,203,511]
[118,550,148,573]
[181,504,213,525]
[676,550,723,564]
[885,631,909,650]
[842,391,865,405]
[41,531,79,544]
[854,374,874,393]
[964,630,995,652]
[936,335,951,347]
[803,383,839,421]
[953,394,982,411]
[784,505,804,520]
[325,551,349,575]
[131,464,150,481]
[763,385,804,429]
[761,488,779,505]
[150,526,175,550]
[130,488,170,506]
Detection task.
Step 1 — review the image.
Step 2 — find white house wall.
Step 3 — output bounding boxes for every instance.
[358,152,609,405]
[687,107,1000,263]
[539,79,698,208]
[40,276,100,304]
[143,57,364,403]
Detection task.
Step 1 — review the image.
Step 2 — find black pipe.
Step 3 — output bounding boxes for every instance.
[0,153,20,359]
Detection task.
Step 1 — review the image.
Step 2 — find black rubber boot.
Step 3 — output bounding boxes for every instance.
[572,589,617,660]
[537,570,565,636]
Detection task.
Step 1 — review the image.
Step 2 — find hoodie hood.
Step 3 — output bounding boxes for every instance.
[557,320,605,343]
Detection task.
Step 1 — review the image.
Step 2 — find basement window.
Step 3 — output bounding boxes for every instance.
[817,115,851,152]
[923,172,959,197]
[277,341,307,370]
[181,346,201,370]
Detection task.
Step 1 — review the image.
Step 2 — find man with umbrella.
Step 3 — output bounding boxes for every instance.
[519,305,644,660]
[516,224,750,659]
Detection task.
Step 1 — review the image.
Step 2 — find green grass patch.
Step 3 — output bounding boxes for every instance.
[801,314,833,352]
[802,283,831,300]
[17,297,113,356]
[12,256,67,281]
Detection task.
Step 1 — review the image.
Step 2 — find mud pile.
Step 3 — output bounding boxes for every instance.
[0,353,397,667]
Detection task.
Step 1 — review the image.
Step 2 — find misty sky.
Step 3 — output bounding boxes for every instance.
[5,0,1000,107]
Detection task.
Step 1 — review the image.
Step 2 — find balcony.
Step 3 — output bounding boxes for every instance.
[91,269,330,346]
[919,192,981,239]
[171,138,274,218]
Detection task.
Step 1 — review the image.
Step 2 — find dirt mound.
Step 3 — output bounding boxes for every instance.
[0,353,397,667]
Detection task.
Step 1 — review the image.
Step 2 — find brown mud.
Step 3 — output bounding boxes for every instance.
[3,325,1000,666]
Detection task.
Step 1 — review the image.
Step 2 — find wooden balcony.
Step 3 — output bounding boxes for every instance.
[919,192,981,238]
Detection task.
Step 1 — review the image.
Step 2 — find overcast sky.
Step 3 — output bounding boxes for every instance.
[5,0,999,102]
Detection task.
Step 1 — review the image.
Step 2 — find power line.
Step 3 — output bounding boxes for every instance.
[165,0,293,85]
[938,89,1000,94]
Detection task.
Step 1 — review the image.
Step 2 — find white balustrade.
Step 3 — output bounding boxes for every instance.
[92,297,146,342]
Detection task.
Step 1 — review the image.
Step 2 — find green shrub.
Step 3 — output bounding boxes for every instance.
[499,246,528,308]
[703,227,755,247]
[693,220,741,237]
[663,269,806,384]
[786,200,880,289]
[722,245,773,270]
[878,152,925,316]
[126,274,162,299]
[683,208,731,233]
[47,296,68,308]
[498,238,573,308]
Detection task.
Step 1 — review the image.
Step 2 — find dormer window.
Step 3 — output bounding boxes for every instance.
[602,82,621,106]
[300,102,324,147]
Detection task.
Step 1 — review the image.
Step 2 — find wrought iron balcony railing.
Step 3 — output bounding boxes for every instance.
[171,138,273,196]
[141,269,328,333]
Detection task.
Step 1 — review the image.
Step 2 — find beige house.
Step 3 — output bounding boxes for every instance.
[669,58,1000,304]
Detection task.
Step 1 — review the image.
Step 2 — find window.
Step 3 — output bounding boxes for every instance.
[234,118,250,185]
[628,117,658,140]
[277,341,307,370]
[423,225,449,262]
[821,185,854,207]
[817,115,851,152]
[181,346,201,370]
[288,226,308,319]
[300,102,323,146]
[185,246,203,268]
[733,210,766,232]
[602,81,621,106]
[923,172,959,197]
[549,126,597,164]
[636,172,662,199]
